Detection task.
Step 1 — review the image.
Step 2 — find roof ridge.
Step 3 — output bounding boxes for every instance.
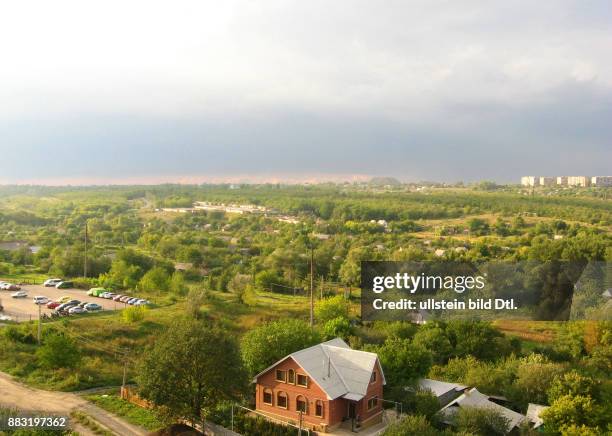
[323,344,379,356]
[320,344,351,394]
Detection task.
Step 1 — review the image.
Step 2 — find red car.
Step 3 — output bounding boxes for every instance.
[46,301,61,309]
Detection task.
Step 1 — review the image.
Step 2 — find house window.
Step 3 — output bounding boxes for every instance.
[288,369,295,384]
[277,392,288,409]
[367,396,378,410]
[296,396,308,413]
[297,374,308,387]
[276,369,287,383]
[371,370,377,383]
[315,400,324,418]
[263,389,273,405]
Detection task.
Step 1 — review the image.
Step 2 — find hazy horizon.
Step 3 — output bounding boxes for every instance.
[1,1,611,184]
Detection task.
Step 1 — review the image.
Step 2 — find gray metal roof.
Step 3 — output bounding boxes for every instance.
[440,388,528,429]
[418,378,467,397]
[254,338,385,401]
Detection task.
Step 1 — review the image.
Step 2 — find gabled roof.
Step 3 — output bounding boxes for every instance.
[253,338,385,401]
[418,378,467,397]
[439,388,528,429]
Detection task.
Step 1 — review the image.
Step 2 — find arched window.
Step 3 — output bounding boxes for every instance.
[296,395,308,414]
[288,369,295,384]
[263,388,273,405]
[315,400,324,418]
[277,391,288,409]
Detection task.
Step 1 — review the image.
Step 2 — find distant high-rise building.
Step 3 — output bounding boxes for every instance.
[567,176,590,187]
[521,176,538,187]
[556,176,568,186]
[539,177,555,186]
[591,176,612,187]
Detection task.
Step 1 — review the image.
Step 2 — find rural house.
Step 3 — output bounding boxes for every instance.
[253,338,385,433]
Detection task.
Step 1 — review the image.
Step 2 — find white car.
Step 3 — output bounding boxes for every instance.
[11,291,27,298]
[43,278,63,287]
[134,299,150,306]
[68,306,86,314]
[33,296,49,305]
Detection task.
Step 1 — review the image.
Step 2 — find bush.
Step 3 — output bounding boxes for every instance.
[454,406,510,436]
[36,334,81,369]
[122,305,148,323]
[383,415,441,436]
[315,295,350,323]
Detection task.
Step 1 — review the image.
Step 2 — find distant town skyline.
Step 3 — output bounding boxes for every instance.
[1,1,611,185]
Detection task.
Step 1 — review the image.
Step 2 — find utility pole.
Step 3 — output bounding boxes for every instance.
[84,221,88,278]
[310,247,314,328]
[298,410,303,436]
[37,302,42,345]
[121,353,129,397]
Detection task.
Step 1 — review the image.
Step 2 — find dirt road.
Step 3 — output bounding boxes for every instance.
[0,372,147,435]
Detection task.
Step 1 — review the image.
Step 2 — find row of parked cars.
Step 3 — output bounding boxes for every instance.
[41,295,103,315]
[87,288,150,306]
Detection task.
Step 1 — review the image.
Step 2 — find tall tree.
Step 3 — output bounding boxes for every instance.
[137,320,247,427]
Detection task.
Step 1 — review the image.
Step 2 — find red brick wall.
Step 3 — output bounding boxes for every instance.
[255,356,384,429]
[357,359,384,423]
[255,357,332,428]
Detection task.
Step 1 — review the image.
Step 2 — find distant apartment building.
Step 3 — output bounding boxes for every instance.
[521,176,538,187]
[539,177,555,186]
[567,176,590,187]
[591,176,612,187]
[523,175,610,187]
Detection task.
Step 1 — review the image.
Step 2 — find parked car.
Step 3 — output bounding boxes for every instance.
[1,283,20,291]
[33,296,49,305]
[47,301,61,309]
[127,298,139,305]
[87,287,107,297]
[84,303,102,311]
[134,299,150,306]
[11,291,27,298]
[112,294,124,301]
[57,303,78,313]
[104,293,116,299]
[57,296,72,303]
[56,281,74,289]
[44,278,63,287]
[119,296,132,303]
[68,306,86,314]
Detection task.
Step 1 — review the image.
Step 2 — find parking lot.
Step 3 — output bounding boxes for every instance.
[0,284,125,322]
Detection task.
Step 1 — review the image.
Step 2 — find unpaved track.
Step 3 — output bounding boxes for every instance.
[0,372,147,435]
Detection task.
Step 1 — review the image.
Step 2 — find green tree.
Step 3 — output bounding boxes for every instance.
[382,415,440,436]
[240,319,321,375]
[412,324,453,364]
[36,334,81,369]
[376,338,432,387]
[321,317,352,341]
[541,395,597,434]
[454,406,510,436]
[547,371,598,404]
[138,266,170,293]
[137,320,246,427]
[315,295,350,323]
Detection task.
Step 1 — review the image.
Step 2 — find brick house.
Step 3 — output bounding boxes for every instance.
[253,338,386,433]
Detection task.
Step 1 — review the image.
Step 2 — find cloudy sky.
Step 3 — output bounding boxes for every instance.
[1,0,610,184]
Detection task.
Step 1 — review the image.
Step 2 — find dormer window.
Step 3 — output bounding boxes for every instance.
[288,369,295,384]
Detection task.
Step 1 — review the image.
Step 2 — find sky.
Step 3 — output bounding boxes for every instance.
[1,0,611,184]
